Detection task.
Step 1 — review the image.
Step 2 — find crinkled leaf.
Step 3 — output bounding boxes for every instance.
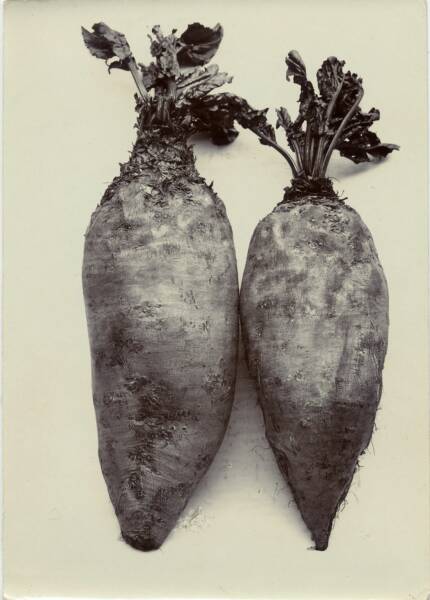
[298,81,317,122]
[235,103,275,140]
[317,56,363,117]
[178,23,223,66]
[82,27,113,59]
[285,51,317,124]
[317,56,345,102]
[338,70,363,114]
[82,22,131,61]
[177,65,232,101]
[186,92,271,146]
[187,71,232,96]
[198,94,273,139]
[188,93,239,144]
[336,128,399,163]
[92,22,130,60]
[286,50,307,86]
[177,65,216,93]
[335,104,398,163]
[343,107,380,137]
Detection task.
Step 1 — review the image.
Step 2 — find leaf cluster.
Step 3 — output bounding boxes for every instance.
[82,27,399,178]
[82,21,238,142]
[276,51,399,175]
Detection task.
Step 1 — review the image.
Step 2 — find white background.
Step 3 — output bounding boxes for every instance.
[2,0,429,599]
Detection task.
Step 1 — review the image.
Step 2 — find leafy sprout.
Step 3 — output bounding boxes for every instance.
[211,51,399,191]
[81,21,240,144]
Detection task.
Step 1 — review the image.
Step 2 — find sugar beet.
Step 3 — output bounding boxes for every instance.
[235,51,397,549]
[240,198,388,549]
[82,22,240,550]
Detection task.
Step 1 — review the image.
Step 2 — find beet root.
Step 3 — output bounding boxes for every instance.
[83,135,239,550]
[240,197,389,550]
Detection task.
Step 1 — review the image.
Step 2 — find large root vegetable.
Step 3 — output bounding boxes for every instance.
[235,53,398,549]
[81,22,241,551]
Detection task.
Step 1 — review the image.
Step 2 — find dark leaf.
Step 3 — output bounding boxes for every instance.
[108,59,130,73]
[186,92,252,145]
[189,93,236,132]
[178,23,223,66]
[211,126,239,145]
[285,51,317,125]
[338,70,363,114]
[343,107,380,137]
[367,143,400,158]
[314,55,396,172]
[82,27,113,59]
[237,105,275,140]
[317,56,345,103]
[298,81,317,122]
[286,50,307,86]
[201,94,274,138]
[337,128,399,163]
[276,105,303,153]
[317,55,363,118]
[82,22,131,61]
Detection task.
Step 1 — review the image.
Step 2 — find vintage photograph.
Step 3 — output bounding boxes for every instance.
[3,1,429,598]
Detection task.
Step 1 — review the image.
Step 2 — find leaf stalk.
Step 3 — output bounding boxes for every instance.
[253,129,299,177]
[128,57,149,98]
[320,86,364,176]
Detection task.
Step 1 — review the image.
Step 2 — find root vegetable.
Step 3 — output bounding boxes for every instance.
[235,53,398,549]
[81,22,240,551]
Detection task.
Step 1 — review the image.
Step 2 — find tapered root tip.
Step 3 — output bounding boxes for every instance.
[122,532,163,552]
[312,529,330,551]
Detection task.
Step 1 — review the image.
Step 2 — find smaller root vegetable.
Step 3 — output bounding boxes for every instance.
[241,199,389,550]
